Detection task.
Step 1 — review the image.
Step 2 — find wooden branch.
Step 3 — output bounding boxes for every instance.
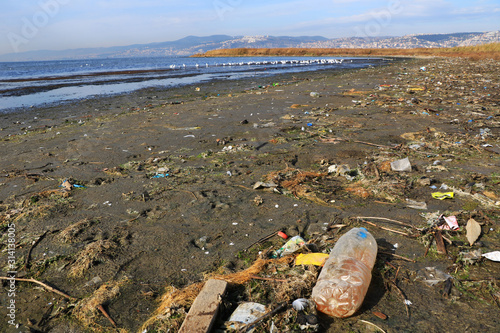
[388,280,410,318]
[379,251,416,262]
[359,319,387,333]
[434,230,447,255]
[24,231,49,270]
[237,302,288,333]
[245,230,280,251]
[0,276,76,300]
[358,219,412,237]
[424,237,433,257]
[356,216,420,231]
[353,140,393,149]
[97,304,117,327]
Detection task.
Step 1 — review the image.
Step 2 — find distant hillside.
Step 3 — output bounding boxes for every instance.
[0,31,498,62]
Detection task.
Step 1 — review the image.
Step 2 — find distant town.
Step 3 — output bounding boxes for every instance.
[1,31,499,62]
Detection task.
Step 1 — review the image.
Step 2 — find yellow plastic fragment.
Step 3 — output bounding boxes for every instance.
[432,192,454,200]
[295,253,330,266]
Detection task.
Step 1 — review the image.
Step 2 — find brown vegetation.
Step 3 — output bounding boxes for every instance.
[68,240,116,278]
[192,42,500,60]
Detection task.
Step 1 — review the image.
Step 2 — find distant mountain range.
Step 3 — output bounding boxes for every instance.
[1,31,499,62]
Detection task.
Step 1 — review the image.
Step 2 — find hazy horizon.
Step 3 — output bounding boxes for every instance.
[1,0,499,56]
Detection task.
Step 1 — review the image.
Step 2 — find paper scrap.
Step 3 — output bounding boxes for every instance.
[466,219,481,246]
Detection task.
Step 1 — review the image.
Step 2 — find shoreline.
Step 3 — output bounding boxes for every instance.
[0,56,391,113]
[0,61,393,137]
[1,56,499,333]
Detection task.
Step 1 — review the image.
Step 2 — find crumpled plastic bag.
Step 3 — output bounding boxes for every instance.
[432,192,454,200]
[482,251,500,262]
[273,236,306,257]
[416,267,452,286]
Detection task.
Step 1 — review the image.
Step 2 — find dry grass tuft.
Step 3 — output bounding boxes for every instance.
[194,42,500,60]
[73,279,128,332]
[59,218,96,243]
[264,167,330,204]
[69,240,116,278]
[36,189,71,199]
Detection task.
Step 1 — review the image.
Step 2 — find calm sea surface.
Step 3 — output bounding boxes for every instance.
[0,56,387,113]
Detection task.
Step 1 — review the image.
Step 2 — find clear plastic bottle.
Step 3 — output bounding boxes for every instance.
[311,227,377,318]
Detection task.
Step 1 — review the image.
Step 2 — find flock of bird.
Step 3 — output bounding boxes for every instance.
[168,58,345,69]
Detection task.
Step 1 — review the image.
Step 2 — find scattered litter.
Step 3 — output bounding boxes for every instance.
[253,181,278,190]
[466,218,482,246]
[292,298,310,311]
[432,192,454,200]
[60,180,73,190]
[391,157,412,172]
[152,173,169,178]
[277,231,288,239]
[439,215,459,230]
[416,267,452,286]
[310,92,320,98]
[417,177,432,186]
[451,186,500,208]
[172,126,201,131]
[459,249,482,264]
[406,199,427,210]
[372,311,388,320]
[227,302,267,332]
[409,143,424,150]
[273,236,306,258]
[84,276,103,287]
[327,165,338,174]
[295,253,329,266]
[482,251,500,262]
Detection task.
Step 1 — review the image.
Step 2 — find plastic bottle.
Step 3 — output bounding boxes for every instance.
[311,227,377,318]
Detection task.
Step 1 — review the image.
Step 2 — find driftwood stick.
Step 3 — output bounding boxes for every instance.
[424,237,433,257]
[319,136,395,149]
[353,140,393,149]
[97,304,117,327]
[24,230,49,270]
[356,216,420,230]
[245,230,280,251]
[358,220,412,237]
[359,320,387,333]
[379,251,416,263]
[0,276,76,300]
[388,279,410,318]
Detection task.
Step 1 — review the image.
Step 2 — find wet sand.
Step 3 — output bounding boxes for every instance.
[0,57,499,332]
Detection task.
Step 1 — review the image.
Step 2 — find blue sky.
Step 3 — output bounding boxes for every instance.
[0,0,499,54]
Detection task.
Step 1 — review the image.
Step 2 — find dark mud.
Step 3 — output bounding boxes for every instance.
[0,57,499,333]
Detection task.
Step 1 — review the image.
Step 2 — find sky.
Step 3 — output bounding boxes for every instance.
[0,0,499,55]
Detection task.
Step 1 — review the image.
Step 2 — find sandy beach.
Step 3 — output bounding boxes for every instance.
[1,57,499,332]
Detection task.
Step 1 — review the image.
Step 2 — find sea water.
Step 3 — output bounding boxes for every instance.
[0,56,386,113]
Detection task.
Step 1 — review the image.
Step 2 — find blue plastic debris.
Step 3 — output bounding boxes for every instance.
[152,173,169,178]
